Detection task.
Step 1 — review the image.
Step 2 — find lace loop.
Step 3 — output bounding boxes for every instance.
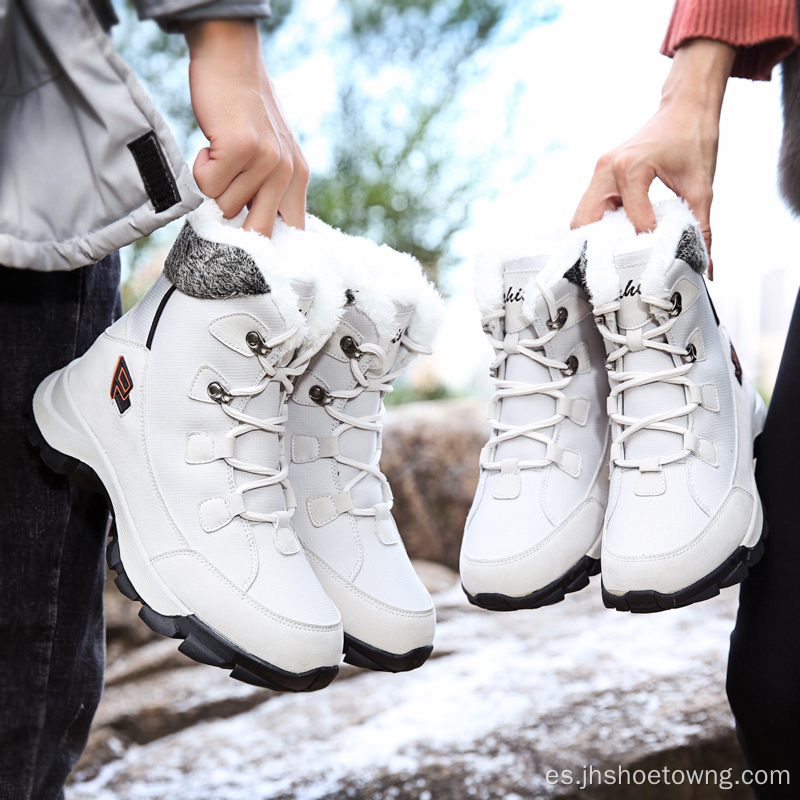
[595,295,701,471]
[482,274,579,472]
[205,324,308,527]
[312,333,430,516]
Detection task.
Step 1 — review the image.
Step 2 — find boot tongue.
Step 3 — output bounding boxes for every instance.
[494,264,552,463]
[234,282,316,521]
[614,257,649,328]
[613,250,686,464]
[503,266,534,334]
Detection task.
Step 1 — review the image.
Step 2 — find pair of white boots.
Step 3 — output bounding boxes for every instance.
[462,200,767,613]
[31,200,441,692]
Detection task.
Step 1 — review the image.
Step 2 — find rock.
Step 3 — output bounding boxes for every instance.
[411,559,460,595]
[382,400,489,570]
[70,582,747,799]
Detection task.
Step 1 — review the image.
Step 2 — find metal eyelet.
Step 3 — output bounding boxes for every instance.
[308,385,334,406]
[670,292,683,317]
[561,355,579,377]
[207,382,233,404]
[605,360,614,372]
[594,315,605,326]
[682,342,697,364]
[340,335,363,359]
[547,307,569,330]
[246,331,271,356]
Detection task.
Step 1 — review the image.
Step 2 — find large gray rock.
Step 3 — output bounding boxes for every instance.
[382,400,489,570]
[72,576,747,800]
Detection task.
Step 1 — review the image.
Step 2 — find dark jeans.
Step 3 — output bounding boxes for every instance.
[0,257,120,800]
[727,288,800,797]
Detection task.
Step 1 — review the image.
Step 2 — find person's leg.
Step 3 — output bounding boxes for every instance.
[727,288,800,796]
[0,256,121,800]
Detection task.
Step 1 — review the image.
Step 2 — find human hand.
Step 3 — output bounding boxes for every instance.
[183,20,308,236]
[572,39,735,270]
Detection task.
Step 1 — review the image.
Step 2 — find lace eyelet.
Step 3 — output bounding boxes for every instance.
[670,292,682,317]
[309,385,333,405]
[682,342,697,364]
[547,307,569,330]
[605,360,614,372]
[340,335,363,359]
[561,355,579,377]
[246,331,271,356]
[594,315,605,326]
[207,382,233,404]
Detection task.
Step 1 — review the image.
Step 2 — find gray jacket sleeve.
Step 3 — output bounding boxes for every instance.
[133,0,271,32]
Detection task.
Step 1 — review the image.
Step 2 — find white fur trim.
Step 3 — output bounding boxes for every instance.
[185,200,343,355]
[580,198,707,306]
[305,216,443,348]
[270,220,346,355]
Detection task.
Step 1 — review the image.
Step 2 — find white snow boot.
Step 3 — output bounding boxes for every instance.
[30,201,346,691]
[584,200,767,612]
[276,218,442,672]
[460,247,610,610]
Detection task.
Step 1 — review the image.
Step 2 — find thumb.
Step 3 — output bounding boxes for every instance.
[192,146,239,201]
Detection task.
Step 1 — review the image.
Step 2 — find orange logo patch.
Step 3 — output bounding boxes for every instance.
[111,356,133,413]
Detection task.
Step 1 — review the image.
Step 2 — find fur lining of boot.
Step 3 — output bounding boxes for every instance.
[303,216,443,349]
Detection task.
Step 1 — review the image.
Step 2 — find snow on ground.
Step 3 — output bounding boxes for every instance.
[71,582,740,800]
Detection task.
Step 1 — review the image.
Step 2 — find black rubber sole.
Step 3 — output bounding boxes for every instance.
[342,633,433,673]
[28,420,339,693]
[463,554,601,612]
[601,521,768,614]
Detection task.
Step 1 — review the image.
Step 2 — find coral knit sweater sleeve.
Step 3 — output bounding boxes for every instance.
[662,0,799,80]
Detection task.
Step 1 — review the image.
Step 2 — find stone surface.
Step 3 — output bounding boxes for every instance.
[73,575,748,800]
[382,400,489,570]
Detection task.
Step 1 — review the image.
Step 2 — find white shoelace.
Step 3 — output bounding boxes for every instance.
[211,324,309,525]
[482,274,578,471]
[314,333,433,518]
[594,294,701,470]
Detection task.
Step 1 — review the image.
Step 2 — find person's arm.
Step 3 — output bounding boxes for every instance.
[572,0,799,270]
[182,20,308,236]
[572,40,733,259]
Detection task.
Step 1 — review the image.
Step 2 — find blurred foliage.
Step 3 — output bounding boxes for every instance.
[115,0,558,290]
[308,0,517,281]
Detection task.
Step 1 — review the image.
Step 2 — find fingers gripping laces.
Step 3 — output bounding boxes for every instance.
[316,334,432,518]
[212,324,308,526]
[482,274,578,471]
[594,295,701,470]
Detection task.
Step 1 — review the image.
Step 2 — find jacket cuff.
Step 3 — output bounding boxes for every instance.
[661,0,799,81]
[134,0,271,33]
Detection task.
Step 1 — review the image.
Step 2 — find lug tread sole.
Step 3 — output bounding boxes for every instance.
[601,523,768,614]
[28,420,338,693]
[342,633,433,673]
[463,554,601,612]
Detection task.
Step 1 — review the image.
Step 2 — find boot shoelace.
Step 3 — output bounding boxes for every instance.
[481,274,579,471]
[594,293,702,471]
[314,333,433,519]
[208,323,310,526]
